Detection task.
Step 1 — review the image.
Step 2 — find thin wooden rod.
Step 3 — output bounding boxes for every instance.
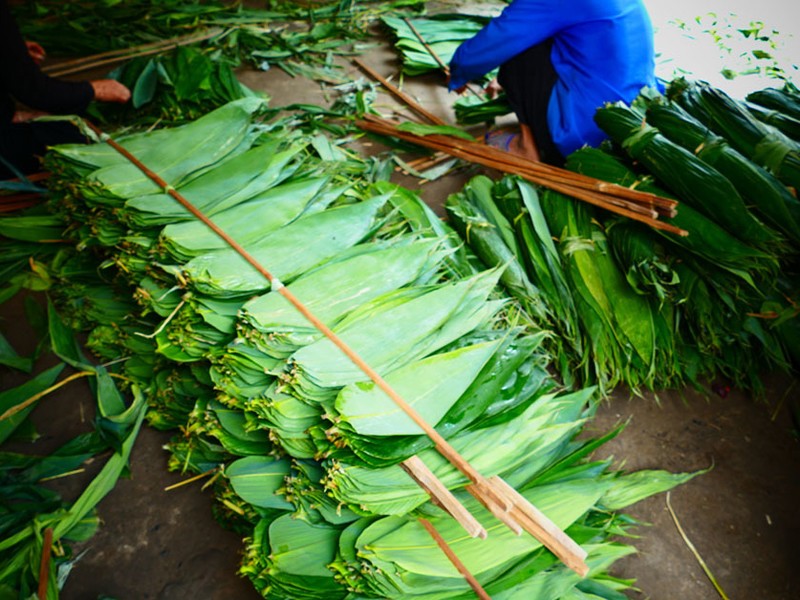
[45,29,222,77]
[37,527,54,600]
[0,192,42,203]
[353,58,445,126]
[85,120,589,576]
[0,201,39,213]
[419,518,492,600]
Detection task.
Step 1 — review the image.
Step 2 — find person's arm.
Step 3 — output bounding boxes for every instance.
[448,0,565,91]
[2,1,130,114]
[0,1,96,114]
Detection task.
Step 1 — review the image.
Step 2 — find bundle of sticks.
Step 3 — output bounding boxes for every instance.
[357,113,685,235]
[42,28,224,78]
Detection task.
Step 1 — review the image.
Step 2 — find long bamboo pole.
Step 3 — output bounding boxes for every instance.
[83,119,590,578]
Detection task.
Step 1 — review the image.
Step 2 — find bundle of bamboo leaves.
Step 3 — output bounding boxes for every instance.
[16,99,696,598]
[445,80,800,393]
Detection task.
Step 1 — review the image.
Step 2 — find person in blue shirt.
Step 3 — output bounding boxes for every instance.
[448,0,660,165]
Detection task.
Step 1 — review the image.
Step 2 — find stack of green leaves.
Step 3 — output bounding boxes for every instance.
[446,174,665,391]
[590,80,800,383]
[667,78,800,192]
[638,91,800,244]
[566,148,792,390]
[381,15,489,77]
[31,98,697,599]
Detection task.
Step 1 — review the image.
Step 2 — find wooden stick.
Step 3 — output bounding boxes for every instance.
[1,171,50,184]
[0,192,42,203]
[353,58,445,126]
[419,518,492,600]
[42,31,213,71]
[0,200,40,213]
[403,151,453,174]
[493,476,589,577]
[37,527,54,600]
[401,456,486,539]
[86,120,590,577]
[45,29,222,77]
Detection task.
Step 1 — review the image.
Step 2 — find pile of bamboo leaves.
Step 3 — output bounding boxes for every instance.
[445,79,799,393]
[89,45,261,127]
[0,99,697,598]
[15,0,415,76]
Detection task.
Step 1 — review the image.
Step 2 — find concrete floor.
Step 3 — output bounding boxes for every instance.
[2,20,799,600]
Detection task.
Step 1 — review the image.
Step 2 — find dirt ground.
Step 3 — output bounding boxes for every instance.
[2,18,800,600]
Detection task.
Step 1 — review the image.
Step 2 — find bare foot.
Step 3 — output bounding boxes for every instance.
[484,125,541,161]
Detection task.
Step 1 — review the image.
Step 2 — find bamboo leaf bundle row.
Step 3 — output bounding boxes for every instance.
[34,101,697,598]
[587,80,800,383]
[667,78,800,192]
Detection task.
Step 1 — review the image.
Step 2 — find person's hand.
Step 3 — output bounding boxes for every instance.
[484,78,503,99]
[25,41,46,65]
[12,109,49,123]
[445,73,468,95]
[90,79,131,104]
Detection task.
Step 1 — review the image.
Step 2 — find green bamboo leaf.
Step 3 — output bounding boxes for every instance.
[0,332,33,373]
[131,58,159,108]
[0,364,64,445]
[48,299,92,370]
[396,122,475,141]
[600,469,702,511]
[336,340,499,436]
[226,456,293,510]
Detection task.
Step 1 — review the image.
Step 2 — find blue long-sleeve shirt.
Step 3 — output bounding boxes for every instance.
[449,0,659,156]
